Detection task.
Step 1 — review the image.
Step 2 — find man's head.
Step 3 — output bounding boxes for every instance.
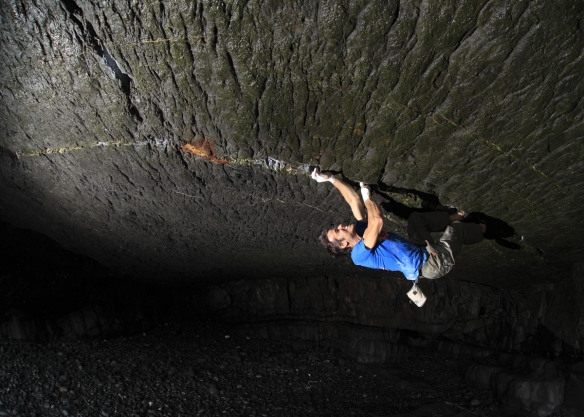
[319,224,359,257]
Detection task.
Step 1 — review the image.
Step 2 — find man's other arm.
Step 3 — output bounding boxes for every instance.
[360,184,383,249]
[332,178,366,221]
[311,169,366,221]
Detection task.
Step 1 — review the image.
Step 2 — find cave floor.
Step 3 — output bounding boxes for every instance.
[1,320,572,417]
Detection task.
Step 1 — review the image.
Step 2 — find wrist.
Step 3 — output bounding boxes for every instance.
[360,182,370,201]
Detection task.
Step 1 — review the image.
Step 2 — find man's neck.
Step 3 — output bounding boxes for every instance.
[348,235,362,248]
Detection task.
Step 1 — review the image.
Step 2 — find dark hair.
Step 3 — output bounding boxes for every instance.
[318,229,352,258]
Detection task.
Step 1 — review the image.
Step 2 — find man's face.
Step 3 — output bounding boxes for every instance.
[326,224,356,249]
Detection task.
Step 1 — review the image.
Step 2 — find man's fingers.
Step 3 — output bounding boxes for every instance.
[311,168,322,181]
[360,182,371,201]
[311,168,334,183]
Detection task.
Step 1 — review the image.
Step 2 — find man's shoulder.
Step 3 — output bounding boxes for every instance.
[351,240,370,263]
[352,239,367,252]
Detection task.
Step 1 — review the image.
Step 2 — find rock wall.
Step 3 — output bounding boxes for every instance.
[1,1,583,295]
[205,269,584,360]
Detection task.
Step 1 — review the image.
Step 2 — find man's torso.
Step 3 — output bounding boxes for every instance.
[351,221,427,280]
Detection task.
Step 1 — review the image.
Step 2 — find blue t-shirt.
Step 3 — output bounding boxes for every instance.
[351,223,427,280]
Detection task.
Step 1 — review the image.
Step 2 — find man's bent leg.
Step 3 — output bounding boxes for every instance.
[420,223,462,280]
[420,222,483,280]
[407,211,451,246]
[440,222,464,256]
[419,229,456,280]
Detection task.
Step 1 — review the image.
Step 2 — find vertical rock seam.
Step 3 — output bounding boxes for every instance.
[59,0,143,122]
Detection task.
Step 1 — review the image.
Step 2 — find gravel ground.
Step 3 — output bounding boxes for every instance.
[0,321,502,417]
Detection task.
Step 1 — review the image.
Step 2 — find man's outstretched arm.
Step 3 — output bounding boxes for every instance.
[311,169,366,221]
[360,183,384,249]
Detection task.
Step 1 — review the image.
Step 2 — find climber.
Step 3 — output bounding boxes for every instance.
[311,168,485,281]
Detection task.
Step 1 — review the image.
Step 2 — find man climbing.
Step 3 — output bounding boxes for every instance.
[311,168,484,282]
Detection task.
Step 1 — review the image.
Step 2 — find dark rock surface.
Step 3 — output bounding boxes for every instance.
[206,263,584,360]
[0,0,582,285]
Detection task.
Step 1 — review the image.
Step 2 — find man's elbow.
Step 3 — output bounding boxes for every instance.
[369,215,384,231]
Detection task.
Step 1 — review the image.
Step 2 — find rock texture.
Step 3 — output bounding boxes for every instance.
[1,0,583,286]
[206,263,584,360]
